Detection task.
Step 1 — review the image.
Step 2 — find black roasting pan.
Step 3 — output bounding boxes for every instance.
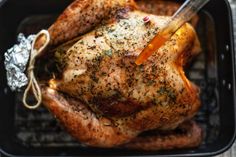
[0,0,236,156]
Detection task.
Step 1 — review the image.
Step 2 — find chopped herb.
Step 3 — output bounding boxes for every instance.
[157,87,176,101]
[152,65,157,73]
[79,40,84,45]
[147,80,155,86]
[101,72,107,76]
[91,74,99,83]
[103,49,113,57]
[158,87,166,95]
[108,26,116,33]
[88,45,96,50]
[167,91,176,100]
[139,64,144,72]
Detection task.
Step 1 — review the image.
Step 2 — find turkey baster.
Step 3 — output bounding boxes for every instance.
[135,0,210,65]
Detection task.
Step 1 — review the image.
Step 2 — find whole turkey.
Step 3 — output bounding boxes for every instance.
[36,0,203,151]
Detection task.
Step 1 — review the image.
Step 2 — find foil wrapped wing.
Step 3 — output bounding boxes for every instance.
[4,33,35,91]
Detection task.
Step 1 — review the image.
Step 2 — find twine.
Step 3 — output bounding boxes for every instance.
[23,30,50,109]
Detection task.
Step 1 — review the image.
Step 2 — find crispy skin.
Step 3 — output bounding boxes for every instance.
[42,87,137,147]
[136,0,180,16]
[42,88,202,149]
[123,121,203,151]
[136,0,199,27]
[35,0,136,48]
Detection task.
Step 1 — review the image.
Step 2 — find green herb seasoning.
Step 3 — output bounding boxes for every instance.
[157,87,176,101]
[103,49,113,57]
[147,80,155,86]
[158,87,166,94]
[79,40,84,45]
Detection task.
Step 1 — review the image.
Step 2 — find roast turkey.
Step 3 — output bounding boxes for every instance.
[36,0,203,150]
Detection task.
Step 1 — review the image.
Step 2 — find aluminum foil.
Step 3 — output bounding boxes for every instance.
[4,33,35,91]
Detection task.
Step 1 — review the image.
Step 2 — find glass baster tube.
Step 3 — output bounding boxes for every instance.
[135,0,210,65]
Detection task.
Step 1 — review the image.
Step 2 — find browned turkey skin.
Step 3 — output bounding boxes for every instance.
[38,0,203,150]
[123,121,202,150]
